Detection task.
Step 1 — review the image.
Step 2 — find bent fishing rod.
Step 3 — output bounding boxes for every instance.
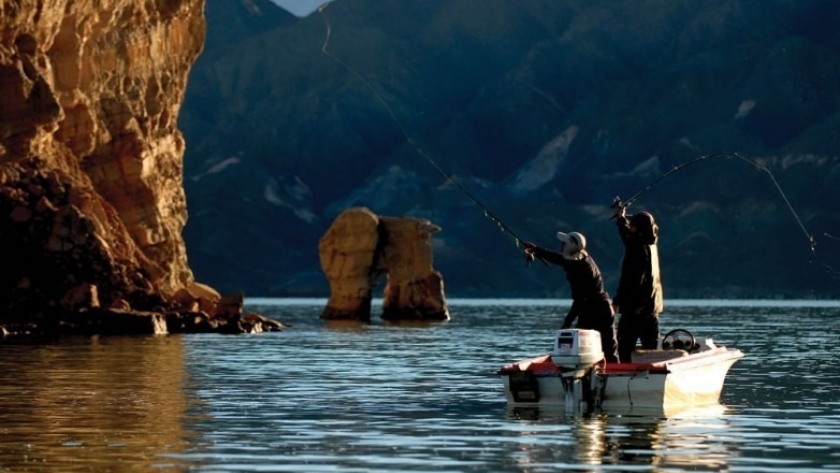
[612,152,840,278]
[318,8,832,274]
[611,152,815,252]
[317,5,529,251]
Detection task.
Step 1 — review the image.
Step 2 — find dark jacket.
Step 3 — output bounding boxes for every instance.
[613,215,664,316]
[528,244,618,362]
[529,246,612,328]
[532,247,609,302]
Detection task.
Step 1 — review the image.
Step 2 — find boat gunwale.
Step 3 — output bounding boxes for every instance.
[498,346,744,377]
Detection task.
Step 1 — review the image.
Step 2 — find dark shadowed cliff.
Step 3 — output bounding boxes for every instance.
[0,0,285,336]
[179,0,840,299]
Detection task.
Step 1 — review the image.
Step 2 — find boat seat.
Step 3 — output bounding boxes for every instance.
[631,349,688,363]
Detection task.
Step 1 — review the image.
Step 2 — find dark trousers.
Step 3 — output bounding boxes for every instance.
[617,312,660,362]
[567,299,619,363]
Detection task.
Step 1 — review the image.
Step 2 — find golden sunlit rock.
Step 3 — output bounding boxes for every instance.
[0,1,282,335]
[319,207,449,321]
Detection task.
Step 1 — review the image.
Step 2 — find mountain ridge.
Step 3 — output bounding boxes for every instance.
[179,0,840,299]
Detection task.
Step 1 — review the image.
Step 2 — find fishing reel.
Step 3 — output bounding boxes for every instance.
[610,196,627,220]
[521,242,549,267]
[522,241,536,265]
[524,250,535,265]
[519,240,536,265]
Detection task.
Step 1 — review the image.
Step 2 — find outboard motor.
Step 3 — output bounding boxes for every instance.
[550,329,605,410]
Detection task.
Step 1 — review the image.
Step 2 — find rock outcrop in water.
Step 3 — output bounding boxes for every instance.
[319,207,449,322]
[0,0,283,336]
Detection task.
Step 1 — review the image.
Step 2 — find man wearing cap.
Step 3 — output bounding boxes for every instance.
[523,232,619,363]
[612,206,664,362]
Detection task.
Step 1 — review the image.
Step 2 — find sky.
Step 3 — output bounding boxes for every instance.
[271,0,334,17]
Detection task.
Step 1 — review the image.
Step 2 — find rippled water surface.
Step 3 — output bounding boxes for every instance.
[1,299,839,472]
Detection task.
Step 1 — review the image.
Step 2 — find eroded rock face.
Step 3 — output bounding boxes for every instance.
[1,159,159,319]
[319,207,449,322]
[0,1,279,335]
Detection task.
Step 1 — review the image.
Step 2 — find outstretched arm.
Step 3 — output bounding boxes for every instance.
[523,242,565,266]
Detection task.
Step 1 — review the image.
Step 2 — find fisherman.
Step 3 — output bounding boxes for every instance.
[523,232,619,363]
[612,206,664,362]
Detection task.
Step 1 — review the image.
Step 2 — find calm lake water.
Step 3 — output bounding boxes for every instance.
[1,299,839,472]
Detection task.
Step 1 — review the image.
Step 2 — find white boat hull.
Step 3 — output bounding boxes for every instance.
[500,343,743,412]
[603,348,741,410]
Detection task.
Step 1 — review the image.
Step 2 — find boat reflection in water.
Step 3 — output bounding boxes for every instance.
[505,403,734,471]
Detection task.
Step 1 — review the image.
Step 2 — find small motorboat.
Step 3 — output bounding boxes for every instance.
[498,328,744,413]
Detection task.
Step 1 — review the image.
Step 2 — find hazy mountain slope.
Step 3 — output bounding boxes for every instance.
[180,0,840,298]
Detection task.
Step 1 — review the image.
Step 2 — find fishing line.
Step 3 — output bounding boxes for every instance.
[317,4,526,247]
[317,7,835,277]
[614,152,839,278]
[824,233,840,243]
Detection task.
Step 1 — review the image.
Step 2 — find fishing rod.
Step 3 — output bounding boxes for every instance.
[316,9,833,275]
[612,152,839,278]
[317,4,529,251]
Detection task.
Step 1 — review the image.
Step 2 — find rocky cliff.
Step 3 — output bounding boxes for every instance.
[0,0,280,334]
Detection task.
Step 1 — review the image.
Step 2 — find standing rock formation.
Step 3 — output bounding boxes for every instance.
[378,216,449,322]
[319,207,449,322]
[0,1,281,335]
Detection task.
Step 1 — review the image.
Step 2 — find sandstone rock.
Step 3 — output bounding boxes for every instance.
[171,281,218,313]
[2,160,156,313]
[1,0,205,270]
[109,297,131,311]
[60,283,100,311]
[319,207,382,321]
[8,205,31,222]
[77,309,169,336]
[214,291,244,319]
[243,312,287,332]
[186,281,222,314]
[165,305,285,335]
[0,1,291,337]
[379,217,449,321]
[319,207,449,321]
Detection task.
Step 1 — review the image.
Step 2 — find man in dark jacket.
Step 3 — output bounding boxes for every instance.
[524,231,619,363]
[612,208,664,362]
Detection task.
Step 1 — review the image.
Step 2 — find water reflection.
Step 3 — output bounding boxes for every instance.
[323,319,374,332]
[0,336,193,472]
[0,302,838,472]
[505,404,735,471]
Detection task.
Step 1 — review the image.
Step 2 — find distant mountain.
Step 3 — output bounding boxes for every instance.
[179,0,840,299]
